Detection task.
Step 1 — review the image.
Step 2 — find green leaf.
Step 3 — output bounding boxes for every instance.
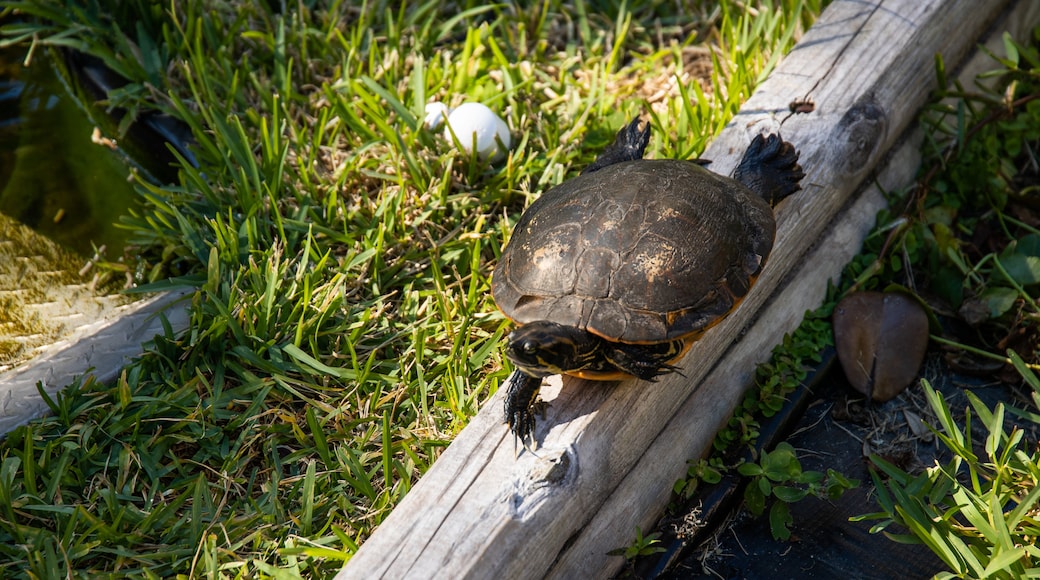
[869,455,911,488]
[1005,473,1040,528]
[998,253,1040,286]
[205,245,220,293]
[738,462,764,477]
[773,486,808,503]
[796,470,824,485]
[934,53,948,89]
[923,381,973,459]
[699,464,723,484]
[673,478,688,496]
[1014,233,1040,256]
[758,475,773,497]
[982,546,1027,578]
[980,286,1019,319]
[827,469,858,489]
[900,502,984,576]
[769,501,793,541]
[1008,349,1040,397]
[762,442,801,481]
[952,486,997,545]
[984,402,1005,461]
[1002,31,1020,67]
[283,343,358,379]
[745,479,766,516]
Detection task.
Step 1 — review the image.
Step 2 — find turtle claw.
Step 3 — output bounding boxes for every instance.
[646,362,685,380]
[504,370,543,451]
[734,133,804,206]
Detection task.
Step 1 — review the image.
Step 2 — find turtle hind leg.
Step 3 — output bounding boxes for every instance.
[582,117,650,174]
[733,133,805,206]
[607,339,687,381]
[504,370,544,449]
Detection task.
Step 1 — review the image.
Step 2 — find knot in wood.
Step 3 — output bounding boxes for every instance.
[506,447,577,519]
[529,448,572,486]
[832,93,887,176]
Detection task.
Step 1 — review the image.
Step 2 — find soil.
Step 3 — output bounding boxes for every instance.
[630,348,1039,579]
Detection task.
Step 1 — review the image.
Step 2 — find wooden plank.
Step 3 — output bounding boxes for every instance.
[338,0,1037,578]
[0,290,191,436]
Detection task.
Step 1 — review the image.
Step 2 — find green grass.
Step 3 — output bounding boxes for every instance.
[0,0,821,576]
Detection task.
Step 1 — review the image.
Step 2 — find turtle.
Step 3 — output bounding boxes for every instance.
[492,117,804,445]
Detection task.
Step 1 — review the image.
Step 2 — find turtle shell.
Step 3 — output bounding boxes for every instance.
[492,159,776,344]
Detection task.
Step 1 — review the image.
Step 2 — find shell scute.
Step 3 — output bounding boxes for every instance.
[493,157,779,343]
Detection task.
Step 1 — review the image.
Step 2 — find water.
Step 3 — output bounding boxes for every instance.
[0,45,139,257]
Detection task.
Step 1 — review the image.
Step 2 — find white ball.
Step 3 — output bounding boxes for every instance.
[444,102,511,160]
[423,102,449,130]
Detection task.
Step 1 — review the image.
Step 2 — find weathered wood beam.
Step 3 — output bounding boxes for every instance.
[338,1,1039,578]
[0,290,190,436]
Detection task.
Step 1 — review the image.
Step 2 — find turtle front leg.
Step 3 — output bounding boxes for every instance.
[503,370,543,448]
[608,339,687,381]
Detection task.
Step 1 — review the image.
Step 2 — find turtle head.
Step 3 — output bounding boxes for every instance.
[506,321,600,377]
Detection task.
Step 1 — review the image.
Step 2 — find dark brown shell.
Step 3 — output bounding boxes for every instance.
[492,159,776,344]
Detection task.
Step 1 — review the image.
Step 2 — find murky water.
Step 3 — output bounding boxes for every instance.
[0,45,139,257]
